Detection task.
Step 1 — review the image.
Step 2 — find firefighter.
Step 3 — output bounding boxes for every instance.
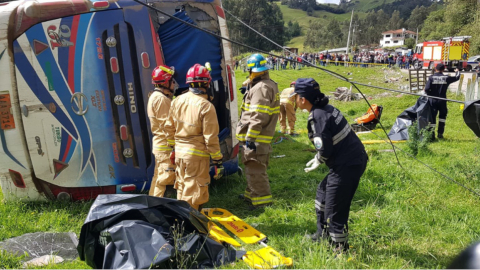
[148,65,177,197]
[291,78,368,252]
[236,54,279,209]
[279,81,298,135]
[164,64,223,210]
[424,63,460,139]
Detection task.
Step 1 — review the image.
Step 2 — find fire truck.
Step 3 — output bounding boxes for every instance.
[413,36,471,71]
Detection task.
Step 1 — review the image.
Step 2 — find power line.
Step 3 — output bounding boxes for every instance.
[134,0,401,164]
[133,0,479,198]
[350,122,480,198]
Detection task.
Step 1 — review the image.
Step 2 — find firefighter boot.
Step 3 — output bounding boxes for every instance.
[437,121,446,139]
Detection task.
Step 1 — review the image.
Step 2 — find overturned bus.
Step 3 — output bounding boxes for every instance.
[0,0,239,201]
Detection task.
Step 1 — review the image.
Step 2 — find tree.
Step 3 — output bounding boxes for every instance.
[421,0,479,54]
[404,38,416,49]
[405,5,429,31]
[223,0,287,55]
[388,11,404,30]
[286,21,301,38]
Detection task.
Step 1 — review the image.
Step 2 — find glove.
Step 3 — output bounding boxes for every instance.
[304,157,321,173]
[212,160,224,180]
[170,150,175,165]
[245,141,256,151]
[240,86,247,95]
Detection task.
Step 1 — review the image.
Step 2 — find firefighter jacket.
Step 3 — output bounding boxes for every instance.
[147,90,173,154]
[308,104,365,168]
[236,73,280,144]
[280,87,296,108]
[165,90,223,161]
[425,72,460,99]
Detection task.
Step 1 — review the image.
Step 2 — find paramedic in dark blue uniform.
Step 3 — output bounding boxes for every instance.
[290,78,368,252]
[424,63,460,139]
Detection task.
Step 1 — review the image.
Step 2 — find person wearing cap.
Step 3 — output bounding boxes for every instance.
[291,78,368,252]
[424,63,461,139]
[279,81,298,135]
[236,53,280,209]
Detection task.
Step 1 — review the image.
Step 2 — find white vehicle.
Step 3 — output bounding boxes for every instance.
[467,55,480,71]
[0,0,239,201]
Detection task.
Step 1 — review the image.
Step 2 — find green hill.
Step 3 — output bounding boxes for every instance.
[278,0,395,51]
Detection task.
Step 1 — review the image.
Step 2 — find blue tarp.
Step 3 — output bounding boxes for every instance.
[158,11,223,89]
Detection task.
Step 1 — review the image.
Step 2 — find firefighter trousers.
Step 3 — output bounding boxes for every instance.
[149,153,176,197]
[242,143,272,206]
[279,103,296,133]
[315,153,367,244]
[431,101,448,137]
[175,158,210,210]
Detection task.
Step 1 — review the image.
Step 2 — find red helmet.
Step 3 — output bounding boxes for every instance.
[186,64,211,85]
[152,65,175,85]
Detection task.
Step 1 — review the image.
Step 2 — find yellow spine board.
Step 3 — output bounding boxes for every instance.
[207,221,242,247]
[361,140,406,145]
[242,246,293,269]
[202,208,267,244]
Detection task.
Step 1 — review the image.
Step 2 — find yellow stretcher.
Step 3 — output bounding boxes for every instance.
[203,208,266,244]
[243,246,294,269]
[202,208,293,269]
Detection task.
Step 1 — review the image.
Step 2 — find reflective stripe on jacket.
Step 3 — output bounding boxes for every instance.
[147,90,172,154]
[308,104,365,167]
[165,90,223,161]
[236,73,280,144]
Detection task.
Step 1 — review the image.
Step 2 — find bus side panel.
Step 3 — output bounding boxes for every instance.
[0,2,45,201]
[123,5,165,186]
[217,5,238,148]
[13,10,149,190]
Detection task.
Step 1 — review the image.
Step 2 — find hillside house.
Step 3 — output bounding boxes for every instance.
[380,29,417,48]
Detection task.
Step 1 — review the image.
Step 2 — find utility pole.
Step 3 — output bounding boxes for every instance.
[346,9,354,55]
[415,27,418,45]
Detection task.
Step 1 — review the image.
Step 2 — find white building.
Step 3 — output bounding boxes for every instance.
[380,29,417,48]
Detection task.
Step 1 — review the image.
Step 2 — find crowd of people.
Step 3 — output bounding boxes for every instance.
[235,51,417,70]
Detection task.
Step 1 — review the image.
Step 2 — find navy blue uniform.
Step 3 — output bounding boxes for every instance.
[308,104,367,245]
[424,71,460,137]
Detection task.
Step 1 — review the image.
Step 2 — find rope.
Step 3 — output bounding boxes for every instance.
[133,0,479,198]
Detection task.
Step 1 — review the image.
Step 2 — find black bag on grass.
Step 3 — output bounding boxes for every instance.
[388,96,433,141]
[77,194,237,269]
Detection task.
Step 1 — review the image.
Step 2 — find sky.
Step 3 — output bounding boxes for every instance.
[316,0,341,4]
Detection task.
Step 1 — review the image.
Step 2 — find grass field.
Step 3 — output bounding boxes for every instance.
[1,65,480,269]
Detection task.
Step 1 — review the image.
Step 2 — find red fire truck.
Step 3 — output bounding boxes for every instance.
[413,36,471,71]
